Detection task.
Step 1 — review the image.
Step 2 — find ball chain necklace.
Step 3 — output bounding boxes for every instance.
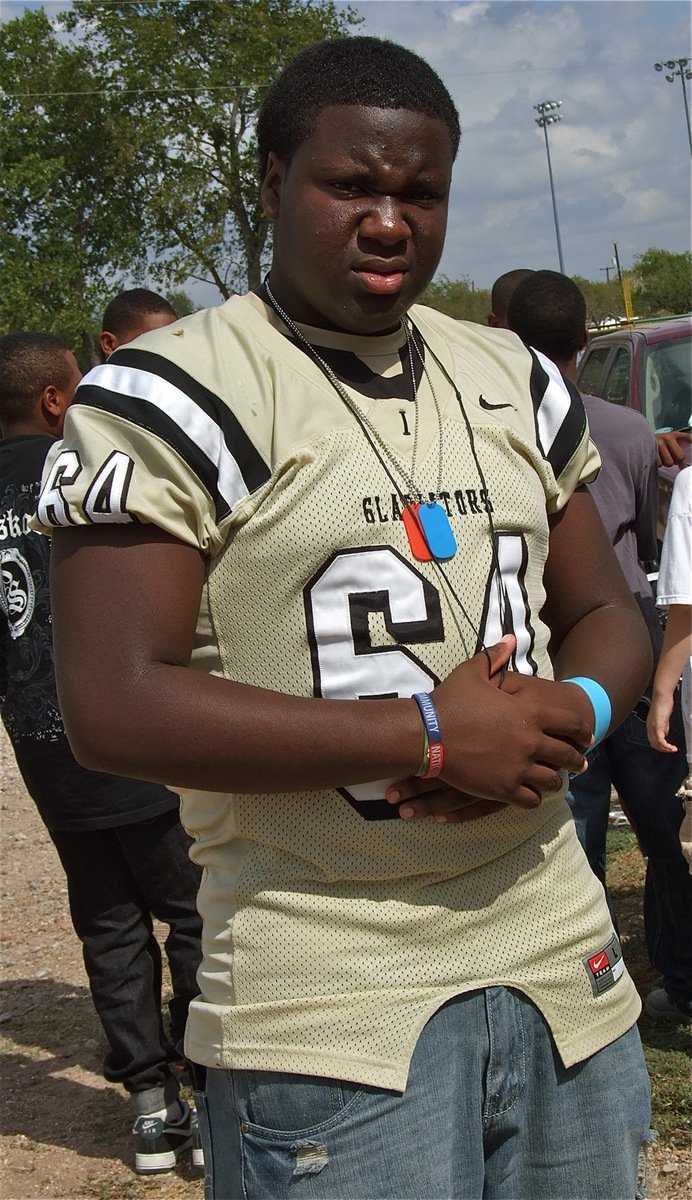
[263,279,457,562]
[261,278,510,655]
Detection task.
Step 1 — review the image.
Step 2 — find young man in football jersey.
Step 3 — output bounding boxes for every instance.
[0,331,203,1174]
[38,38,652,1199]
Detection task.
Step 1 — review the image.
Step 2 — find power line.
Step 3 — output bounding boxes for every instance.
[1,85,255,97]
[1,58,681,100]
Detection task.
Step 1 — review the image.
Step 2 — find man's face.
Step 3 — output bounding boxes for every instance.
[262,105,454,335]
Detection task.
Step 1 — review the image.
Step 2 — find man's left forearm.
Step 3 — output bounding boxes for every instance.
[551,602,652,732]
[541,489,653,734]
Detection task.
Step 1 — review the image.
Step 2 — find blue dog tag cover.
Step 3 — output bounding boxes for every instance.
[417,502,457,560]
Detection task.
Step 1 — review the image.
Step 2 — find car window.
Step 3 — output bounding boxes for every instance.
[603,347,631,406]
[643,336,692,432]
[577,346,611,397]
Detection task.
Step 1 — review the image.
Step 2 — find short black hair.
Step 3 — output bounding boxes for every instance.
[490,269,535,325]
[0,332,72,425]
[102,288,177,337]
[257,37,461,179]
[507,271,587,364]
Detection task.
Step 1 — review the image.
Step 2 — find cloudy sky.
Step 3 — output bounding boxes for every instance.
[6,0,691,294]
[346,0,691,288]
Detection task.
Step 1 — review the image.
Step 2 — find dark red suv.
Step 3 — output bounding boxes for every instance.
[576,317,691,433]
[577,317,692,541]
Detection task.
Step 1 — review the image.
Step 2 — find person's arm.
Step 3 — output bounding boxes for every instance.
[50,523,589,809]
[541,488,652,703]
[656,430,692,469]
[499,488,652,731]
[384,488,652,821]
[647,604,692,753]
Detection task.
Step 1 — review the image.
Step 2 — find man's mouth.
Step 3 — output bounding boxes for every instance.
[353,263,408,295]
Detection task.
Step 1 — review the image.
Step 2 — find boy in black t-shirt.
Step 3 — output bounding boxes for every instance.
[0,331,203,1173]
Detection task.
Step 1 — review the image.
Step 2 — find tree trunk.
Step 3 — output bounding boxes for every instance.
[81,327,101,370]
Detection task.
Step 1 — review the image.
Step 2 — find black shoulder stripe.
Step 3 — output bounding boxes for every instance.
[529,350,588,479]
[550,374,588,480]
[75,384,234,522]
[107,346,270,495]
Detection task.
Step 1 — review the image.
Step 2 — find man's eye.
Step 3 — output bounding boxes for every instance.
[329,181,361,195]
[406,189,442,205]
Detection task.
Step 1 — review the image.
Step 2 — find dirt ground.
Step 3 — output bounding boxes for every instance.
[0,729,200,1200]
[1,724,690,1200]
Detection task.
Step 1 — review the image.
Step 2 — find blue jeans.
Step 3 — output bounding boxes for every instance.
[567,697,690,1006]
[194,988,650,1200]
[50,808,202,1095]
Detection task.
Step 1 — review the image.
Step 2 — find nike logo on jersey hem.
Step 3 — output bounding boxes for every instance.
[478,394,513,411]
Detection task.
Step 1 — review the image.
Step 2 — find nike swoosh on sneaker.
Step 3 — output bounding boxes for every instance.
[478,394,513,411]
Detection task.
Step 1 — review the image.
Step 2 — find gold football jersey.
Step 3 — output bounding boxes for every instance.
[35,296,640,1083]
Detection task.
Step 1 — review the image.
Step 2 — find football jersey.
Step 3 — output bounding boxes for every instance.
[34,295,640,1083]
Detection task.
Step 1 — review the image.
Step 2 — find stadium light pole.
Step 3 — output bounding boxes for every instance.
[654,58,692,158]
[534,100,565,274]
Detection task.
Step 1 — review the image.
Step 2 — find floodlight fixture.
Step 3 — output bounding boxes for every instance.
[653,56,692,157]
[533,99,565,273]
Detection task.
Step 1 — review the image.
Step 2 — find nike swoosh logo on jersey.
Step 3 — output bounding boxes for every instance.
[591,953,608,971]
[478,394,513,411]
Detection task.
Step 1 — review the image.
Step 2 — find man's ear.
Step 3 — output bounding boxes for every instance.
[39,384,65,432]
[260,151,286,220]
[579,326,588,351]
[100,330,118,358]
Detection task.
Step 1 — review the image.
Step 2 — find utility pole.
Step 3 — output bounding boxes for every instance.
[613,242,634,325]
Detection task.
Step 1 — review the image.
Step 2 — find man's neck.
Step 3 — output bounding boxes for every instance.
[554,354,578,387]
[1,419,58,439]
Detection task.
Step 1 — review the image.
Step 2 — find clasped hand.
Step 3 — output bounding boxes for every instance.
[386,634,592,824]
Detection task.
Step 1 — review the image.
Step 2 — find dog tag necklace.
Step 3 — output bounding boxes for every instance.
[262,281,457,562]
[402,328,457,561]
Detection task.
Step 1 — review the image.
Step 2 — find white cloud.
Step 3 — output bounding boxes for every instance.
[450,2,492,27]
[353,0,691,286]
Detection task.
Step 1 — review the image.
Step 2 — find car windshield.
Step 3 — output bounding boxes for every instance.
[642,335,692,432]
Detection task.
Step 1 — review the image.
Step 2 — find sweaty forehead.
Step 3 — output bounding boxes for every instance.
[298,105,454,175]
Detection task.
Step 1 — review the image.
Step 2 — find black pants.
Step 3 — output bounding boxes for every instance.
[50,808,202,1094]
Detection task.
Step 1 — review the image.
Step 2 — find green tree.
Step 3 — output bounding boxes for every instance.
[571,275,623,329]
[63,0,361,296]
[165,289,198,318]
[0,9,148,362]
[1,1,359,357]
[420,276,491,323]
[631,248,692,317]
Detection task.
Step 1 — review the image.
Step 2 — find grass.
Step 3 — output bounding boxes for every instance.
[606,826,691,1148]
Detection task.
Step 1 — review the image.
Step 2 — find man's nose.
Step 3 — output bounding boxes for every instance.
[359,196,411,244]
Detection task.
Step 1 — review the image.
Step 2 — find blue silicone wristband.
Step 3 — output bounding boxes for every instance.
[563,676,612,746]
[412,692,442,744]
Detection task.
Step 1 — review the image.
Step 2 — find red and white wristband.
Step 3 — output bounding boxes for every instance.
[412,692,444,779]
